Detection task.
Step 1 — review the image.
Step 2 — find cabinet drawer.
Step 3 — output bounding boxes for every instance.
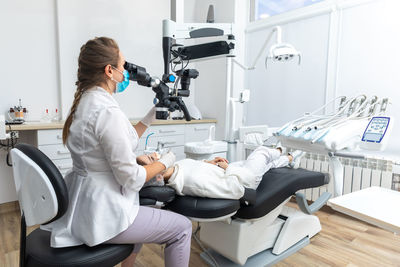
[53,158,73,173]
[138,135,184,151]
[37,129,63,145]
[142,124,185,138]
[185,123,215,143]
[39,144,71,160]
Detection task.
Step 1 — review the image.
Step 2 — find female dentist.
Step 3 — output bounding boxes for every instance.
[41,37,192,267]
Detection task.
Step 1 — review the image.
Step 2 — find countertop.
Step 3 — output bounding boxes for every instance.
[7,119,217,131]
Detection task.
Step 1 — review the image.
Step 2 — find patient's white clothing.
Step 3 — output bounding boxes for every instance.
[167,146,289,199]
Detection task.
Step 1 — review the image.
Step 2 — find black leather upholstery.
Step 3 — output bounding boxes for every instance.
[15,143,68,224]
[25,229,133,267]
[139,186,176,204]
[235,167,327,219]
[167,196,240,218]
[165,167,327,220]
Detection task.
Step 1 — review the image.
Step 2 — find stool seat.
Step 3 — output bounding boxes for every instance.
[25,229,134,267]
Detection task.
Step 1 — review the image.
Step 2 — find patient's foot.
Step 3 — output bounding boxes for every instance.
[288,150,305,169]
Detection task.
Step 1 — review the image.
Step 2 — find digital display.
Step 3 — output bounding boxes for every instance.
[362,117,390,143]
[363,133,382,142]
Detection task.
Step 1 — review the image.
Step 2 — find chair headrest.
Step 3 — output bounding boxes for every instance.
[11,143,68,226]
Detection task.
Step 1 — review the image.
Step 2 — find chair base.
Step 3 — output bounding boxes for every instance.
[198,203,321,265]
[200,237,309,267]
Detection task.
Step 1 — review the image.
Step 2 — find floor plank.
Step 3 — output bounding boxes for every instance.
[1,202,400,267]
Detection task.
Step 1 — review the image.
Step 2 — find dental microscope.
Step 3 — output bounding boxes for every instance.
[124,19,235,121]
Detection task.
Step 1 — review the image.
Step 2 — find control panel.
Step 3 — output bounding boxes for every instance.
[361,116,392,150]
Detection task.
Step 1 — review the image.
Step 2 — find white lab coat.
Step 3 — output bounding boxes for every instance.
[167,148,289,199]
[41,86,146,247]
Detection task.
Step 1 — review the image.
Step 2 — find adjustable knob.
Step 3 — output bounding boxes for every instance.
[168,74,176,83]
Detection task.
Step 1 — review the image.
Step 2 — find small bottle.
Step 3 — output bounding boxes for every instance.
[41,109,51,123]
[52,108,60,122]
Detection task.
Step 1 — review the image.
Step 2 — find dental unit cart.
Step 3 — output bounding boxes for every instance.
[275,95,393,197]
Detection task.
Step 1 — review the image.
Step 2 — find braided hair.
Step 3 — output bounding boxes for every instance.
[62,37,120,144]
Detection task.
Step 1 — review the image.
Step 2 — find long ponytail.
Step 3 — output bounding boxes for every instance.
[62,37,120,144]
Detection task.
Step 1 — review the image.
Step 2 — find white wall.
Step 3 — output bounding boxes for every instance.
[57,0,171,120]
[245,13,330,127]
[0,0,171,204]
[245,0,400,152]
[0,0,60,121]
[335,0,400,152]
[0,0,171,122]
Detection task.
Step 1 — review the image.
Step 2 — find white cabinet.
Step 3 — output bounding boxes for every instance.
[185,123,215,143]
[139,125,187,160]
[37,129,64,145]
[37,129,71,176]
[142,125,185,137]
[37,122,216,174]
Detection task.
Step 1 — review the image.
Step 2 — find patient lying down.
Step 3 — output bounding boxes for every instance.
[137,146,303,201]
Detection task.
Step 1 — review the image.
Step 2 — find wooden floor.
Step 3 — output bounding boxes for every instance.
[1,200,400,267]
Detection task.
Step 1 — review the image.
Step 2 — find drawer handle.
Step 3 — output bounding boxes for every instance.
[159,130,176,133]
[57,165,72,170]
[161,141,176,145]
[57,150,70,155]
[194,127,208,131]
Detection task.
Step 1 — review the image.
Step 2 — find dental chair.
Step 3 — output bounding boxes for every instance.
[140,166,331,266]
[10,144,134,267]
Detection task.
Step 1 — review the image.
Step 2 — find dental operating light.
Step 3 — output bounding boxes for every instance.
[266,43,301,68]
[237,26,301,71]
[225,25,301,162]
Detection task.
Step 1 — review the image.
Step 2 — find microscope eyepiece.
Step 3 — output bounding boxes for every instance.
[124,61,152,87]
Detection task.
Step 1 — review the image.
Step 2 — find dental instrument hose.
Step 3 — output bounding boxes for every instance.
[1,125,18,166]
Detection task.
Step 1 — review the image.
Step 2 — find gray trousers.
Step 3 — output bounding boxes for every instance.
[105,206,192,267]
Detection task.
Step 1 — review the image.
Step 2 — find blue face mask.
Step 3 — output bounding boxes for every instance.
[112,67,130,93]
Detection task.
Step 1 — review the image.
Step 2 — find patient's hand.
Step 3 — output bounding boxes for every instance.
[205,157,229,165]
[205,157,229,170]
[216,161,229,170]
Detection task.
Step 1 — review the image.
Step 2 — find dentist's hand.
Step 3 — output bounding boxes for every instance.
[140,106,156,127]
[158,151,176,169]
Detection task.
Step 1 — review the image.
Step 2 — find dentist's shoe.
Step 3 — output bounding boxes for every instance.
[288,150,305,169]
